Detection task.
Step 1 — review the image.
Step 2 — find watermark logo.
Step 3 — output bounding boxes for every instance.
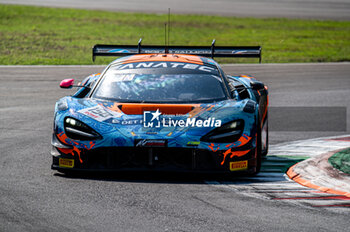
[143,109,221,128]
[143,109,162,128]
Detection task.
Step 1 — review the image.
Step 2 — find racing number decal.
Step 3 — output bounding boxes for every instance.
[90,108,112,118]
[78,105,114,122]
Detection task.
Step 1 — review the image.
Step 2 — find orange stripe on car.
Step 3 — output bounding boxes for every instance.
[105,102,123,114]
[56,132,83,163]
[225,134,252,148]
[121,54,204,65]
[119,103,198,115]
[221,149,250,165]
[240,74,254,79]
[56,132,96,163]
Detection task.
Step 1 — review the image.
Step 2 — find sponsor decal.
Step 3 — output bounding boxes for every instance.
[232,50,259,55]
[59,158,74,168]
[114,74,135,82]
[232,50,247,54]
[114,62,216,74]
[187,141,200,146]
[143,109,221,128]
[229,160,248,171]
[143,109,161,127]
[112,119,143,125]
[135,139,167,147]
[108,49,130,53]
[146,132,158,135]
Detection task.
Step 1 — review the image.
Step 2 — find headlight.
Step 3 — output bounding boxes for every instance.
[200,120,244,143]
[64,117,102,140]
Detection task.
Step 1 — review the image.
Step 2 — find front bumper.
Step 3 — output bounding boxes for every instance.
[51,145,257,174]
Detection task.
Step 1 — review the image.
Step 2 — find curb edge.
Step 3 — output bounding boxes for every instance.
[286,162,350,198]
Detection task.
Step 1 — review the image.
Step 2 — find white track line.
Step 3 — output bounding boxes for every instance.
[205,134,350,212]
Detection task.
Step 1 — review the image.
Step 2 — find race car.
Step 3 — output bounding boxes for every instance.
[51,39,268,175]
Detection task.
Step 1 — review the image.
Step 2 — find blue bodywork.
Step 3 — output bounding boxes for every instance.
[51,55,268,173]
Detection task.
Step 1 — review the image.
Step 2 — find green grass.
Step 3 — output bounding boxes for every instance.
[0,4,350,65]
[328,148,350,175]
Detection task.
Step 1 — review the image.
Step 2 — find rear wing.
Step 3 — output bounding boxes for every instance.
[92,39,262,63]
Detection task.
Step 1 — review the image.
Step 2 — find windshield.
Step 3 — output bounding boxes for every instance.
[92,70,227,103]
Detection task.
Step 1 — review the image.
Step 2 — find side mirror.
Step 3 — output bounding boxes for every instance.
[251,81,265,90]
[60,79,74,89]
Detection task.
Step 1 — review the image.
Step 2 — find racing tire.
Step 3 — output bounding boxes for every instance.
[261,115,268,157]
[250,116,263,175]
[255,129,262,175]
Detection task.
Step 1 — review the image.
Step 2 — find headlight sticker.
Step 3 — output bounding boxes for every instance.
[78,105,115,122]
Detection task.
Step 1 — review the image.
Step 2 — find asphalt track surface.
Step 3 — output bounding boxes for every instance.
[1,63,350,231]
[1,0,350,20]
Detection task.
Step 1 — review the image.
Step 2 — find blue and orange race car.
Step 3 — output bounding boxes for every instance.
[51,40,268,175]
